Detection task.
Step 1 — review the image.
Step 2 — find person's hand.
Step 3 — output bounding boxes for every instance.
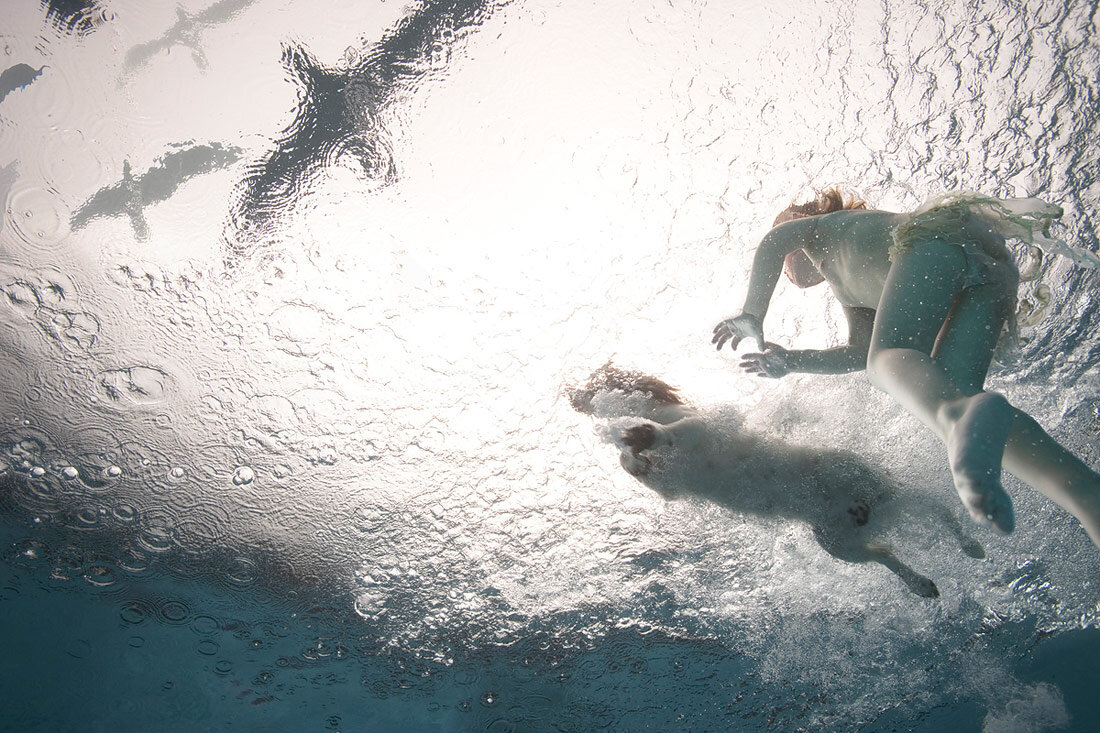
[712,313,763,351]
[740,343,792,378]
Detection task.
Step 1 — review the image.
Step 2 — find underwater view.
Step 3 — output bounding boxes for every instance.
[2,0,1100,730]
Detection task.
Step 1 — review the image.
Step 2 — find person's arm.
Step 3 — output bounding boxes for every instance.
[712,219,817,351]
[740,306,874,377]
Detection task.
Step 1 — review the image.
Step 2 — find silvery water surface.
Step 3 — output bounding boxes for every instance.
[2,0,1099,730]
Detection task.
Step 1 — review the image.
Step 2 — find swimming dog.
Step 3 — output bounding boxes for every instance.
[568,364,985,598]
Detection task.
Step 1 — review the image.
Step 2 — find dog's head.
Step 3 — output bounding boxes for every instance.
[567,362,684,415]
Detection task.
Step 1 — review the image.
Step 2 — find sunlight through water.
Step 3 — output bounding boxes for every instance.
[2,0,1100,730]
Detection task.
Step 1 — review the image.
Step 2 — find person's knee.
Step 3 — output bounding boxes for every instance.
[865,347,900,392]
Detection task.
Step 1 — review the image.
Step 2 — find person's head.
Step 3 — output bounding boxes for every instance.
[775,188,867,288]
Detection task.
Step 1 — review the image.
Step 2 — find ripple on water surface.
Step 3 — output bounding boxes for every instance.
[5,181,69,253]
[4,538,51,568]
[96,366,171,408]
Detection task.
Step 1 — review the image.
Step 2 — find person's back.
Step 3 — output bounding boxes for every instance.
[799,209,903,309]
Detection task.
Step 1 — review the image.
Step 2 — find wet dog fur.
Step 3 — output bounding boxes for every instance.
[568,363,985,598]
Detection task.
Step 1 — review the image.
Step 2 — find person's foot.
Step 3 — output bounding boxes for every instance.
[944,392,1015,534]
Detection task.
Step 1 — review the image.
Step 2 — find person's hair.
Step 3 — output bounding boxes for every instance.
[567,362,684,413]
[773,187,867,227]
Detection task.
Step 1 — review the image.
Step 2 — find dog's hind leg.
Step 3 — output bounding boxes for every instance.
[932,501,985,559]
[863,543,940,599]
[813,527,940,599]
[891,492,985,559]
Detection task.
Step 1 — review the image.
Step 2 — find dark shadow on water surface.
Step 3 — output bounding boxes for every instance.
[122,0,262,73]
[224,0,508,257]
[70,142,243,241]
[0,63,46,104]
[41,0,107,36]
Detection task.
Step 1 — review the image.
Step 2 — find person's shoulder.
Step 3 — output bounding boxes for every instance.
[768,215,819,236]
[819,209,904,230]
[821,208,896,220]
[763,217,820,251]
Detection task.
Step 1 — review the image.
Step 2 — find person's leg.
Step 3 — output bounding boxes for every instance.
[930,277,1100,549]
[866,242,1016,533]
[1002,411,1100,548]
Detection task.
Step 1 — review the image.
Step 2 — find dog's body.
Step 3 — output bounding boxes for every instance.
[569,365,984,598]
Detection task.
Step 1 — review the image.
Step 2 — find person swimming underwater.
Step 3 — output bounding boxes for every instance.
[712,188,1100,549]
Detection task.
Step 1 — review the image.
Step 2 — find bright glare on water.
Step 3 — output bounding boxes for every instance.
[2,0,1100,730]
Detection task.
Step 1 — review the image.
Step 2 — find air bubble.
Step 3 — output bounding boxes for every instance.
[231,466,255,485]
[61,466,78,479]
[106,465,122,478]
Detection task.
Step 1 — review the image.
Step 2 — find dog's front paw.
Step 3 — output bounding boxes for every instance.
[622,423,658,452]
[620,450,652,477]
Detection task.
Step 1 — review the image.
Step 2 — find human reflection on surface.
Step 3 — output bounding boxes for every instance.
[569,364,987,599]
[225,0,504,252]
[713,189,1100,552]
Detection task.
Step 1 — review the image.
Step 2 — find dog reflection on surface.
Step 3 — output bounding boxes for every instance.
[568,364,985,599]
